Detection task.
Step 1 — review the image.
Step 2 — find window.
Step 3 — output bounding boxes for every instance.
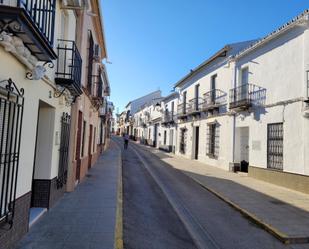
[164,130,167,145]
[0,79,24,227]
[207,123,219,158]
[171,101,174,116]
[87,30,94,94]
[267,123,283,170]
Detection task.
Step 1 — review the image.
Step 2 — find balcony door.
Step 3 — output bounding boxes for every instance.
[183,91,187,113]
[195,84,199,110]
[240,67,249,101]
[211,75,217,103]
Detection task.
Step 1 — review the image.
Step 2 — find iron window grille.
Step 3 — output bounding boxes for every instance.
[57,113,71,189]
[267,123,283,170]
[0,79,24,228]
[206,123,219,158]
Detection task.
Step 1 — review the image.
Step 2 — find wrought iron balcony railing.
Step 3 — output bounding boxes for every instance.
[229,83,265,110]
[55,39,83,97]
[187,97,204,114]
[92,72,103,100]
[202,89,226,111]
[18,0,56,47]
[0,0,57,60]
[177,103,188,117]
[162,110,175,124]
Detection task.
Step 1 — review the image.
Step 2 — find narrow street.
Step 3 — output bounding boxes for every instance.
[114,137,307,249]
[115,138,197,249]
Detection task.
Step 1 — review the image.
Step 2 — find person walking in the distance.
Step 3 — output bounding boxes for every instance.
[123,133,129,150]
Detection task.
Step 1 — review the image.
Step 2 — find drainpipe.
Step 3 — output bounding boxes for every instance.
[232,59,237,165]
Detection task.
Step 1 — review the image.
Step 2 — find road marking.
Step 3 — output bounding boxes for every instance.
[130,143,221,249]
[113,139,124,249]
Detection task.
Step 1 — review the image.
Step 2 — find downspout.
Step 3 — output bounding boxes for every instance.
[232,59,237,165]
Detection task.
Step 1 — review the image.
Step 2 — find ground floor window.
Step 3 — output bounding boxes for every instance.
[267,123,283,170]
[206,123,219,158]
[0,79,24,227]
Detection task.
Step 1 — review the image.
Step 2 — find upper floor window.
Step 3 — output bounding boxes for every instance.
[87,30,94,94]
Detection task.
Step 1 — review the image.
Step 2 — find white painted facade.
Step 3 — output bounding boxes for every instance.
[0,0,77,199]
[232,16,309,176]
[117,10,309,192]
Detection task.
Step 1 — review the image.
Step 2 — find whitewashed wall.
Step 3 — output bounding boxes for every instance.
[234,24,309,175]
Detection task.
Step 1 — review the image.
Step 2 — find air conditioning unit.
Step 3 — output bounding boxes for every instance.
[93,44,101,62]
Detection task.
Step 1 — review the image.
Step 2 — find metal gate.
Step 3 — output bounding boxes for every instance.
[267,123,283,170]
[57,112,71,189]
[0,79,24,227]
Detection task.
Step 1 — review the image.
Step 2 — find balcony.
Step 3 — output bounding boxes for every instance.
[0,0,57,61]
[91,72,104,108]
[202,89,226,111]
[229,84,265,110]
[177,103,190,119]
[55,40,82,97]
[187,97,204,115]
[162,110,175,125]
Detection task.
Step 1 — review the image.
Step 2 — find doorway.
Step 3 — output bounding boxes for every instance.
[235,127,249,172]
[75,111,83,181]
[169,129,174,151]
[88,124,93,169]
[193,126,199,160]
[154,124,158,147]
[31,101,55,210]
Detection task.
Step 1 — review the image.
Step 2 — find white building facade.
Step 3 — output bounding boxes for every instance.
[123,10,309,195]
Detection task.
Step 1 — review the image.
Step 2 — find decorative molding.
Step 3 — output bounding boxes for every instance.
[0,31,53,80]
[0,31,37,69]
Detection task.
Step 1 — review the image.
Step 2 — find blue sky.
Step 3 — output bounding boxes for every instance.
[101,0,309,113]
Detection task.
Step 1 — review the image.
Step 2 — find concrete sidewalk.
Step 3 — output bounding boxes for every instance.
[15,140,122,249]
[136,143,309,244]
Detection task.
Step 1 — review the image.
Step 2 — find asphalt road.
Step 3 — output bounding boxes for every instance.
[115,138,197,249]
[113,137,308,249]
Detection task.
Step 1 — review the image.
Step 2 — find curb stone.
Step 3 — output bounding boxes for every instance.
[136,142,309,245]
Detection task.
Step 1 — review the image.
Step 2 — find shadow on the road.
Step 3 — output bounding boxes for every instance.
[180,169,309,241]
